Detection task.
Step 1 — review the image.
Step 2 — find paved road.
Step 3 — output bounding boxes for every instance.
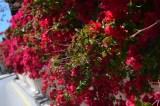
[0,74,50,106]
[0,74,26,106]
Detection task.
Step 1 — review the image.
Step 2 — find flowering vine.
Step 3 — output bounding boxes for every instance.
[0,0,160,106]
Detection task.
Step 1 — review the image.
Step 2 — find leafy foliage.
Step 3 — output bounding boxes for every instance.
[0,0,160,106]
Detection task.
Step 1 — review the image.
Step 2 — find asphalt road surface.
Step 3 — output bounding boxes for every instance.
[0,74,27,106]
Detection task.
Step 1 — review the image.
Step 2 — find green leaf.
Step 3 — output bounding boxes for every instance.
[136,99,152,106]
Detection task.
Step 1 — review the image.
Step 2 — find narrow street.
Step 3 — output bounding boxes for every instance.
[0,74,36,106]
[0,74,49,106]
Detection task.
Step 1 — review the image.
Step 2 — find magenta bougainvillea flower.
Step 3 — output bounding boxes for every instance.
[0,0,160,106]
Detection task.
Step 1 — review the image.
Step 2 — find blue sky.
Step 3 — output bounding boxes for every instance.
[0,0,12,41]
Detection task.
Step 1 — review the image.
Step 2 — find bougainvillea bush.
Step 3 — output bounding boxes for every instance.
[0,0,160,105]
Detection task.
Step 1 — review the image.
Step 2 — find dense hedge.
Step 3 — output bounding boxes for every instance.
[1,0,160,106]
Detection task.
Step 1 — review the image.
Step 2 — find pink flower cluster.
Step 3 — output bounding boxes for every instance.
[0,0,160,106]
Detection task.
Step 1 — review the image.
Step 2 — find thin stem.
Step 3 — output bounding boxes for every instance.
[152,100,158,106]
[130,19,160,38]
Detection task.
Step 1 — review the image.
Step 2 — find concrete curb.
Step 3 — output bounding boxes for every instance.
[0,73,15,80]
[10,79,50,106]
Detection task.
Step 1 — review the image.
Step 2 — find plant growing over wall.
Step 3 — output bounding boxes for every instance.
[1,0,160,106]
